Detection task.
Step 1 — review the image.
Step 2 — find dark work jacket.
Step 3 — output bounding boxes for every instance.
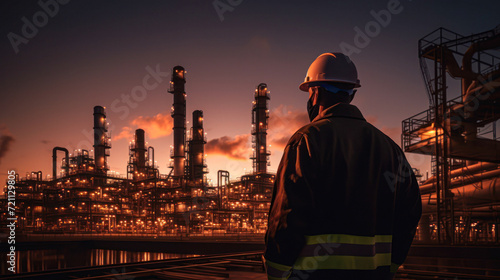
[264,103,422,280]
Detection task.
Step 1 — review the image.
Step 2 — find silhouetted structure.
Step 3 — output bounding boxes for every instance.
[403,26,500,244]
[251,83,271,174]
[1,70,275,235]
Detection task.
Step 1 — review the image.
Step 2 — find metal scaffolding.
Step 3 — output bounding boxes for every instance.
[403,26,500,244]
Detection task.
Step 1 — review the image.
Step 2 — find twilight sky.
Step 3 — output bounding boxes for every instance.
[0,0,499,185]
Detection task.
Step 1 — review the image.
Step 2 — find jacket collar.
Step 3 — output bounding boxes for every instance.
[312,103,366,122]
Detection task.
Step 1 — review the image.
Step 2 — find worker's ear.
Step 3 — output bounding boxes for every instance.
[314,87,324,105]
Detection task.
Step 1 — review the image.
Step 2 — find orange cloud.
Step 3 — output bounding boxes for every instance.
[131,113,173,138]
[114,126,134,141]
[115,112,173,140]
[268,105,309,149]
[205,134,250,160]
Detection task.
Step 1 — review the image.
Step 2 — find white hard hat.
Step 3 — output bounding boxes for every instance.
[299,52,361,92]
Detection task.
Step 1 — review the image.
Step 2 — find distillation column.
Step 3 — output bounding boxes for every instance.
[251,83,270,174]
[168,66,186,178]
[188,110,207,183]
[93,106,110,174]
[131,129,147,181]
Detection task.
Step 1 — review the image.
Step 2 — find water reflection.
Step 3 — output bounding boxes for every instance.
[0,248,200,274]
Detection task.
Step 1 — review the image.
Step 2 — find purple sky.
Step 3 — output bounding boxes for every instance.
[0,0,499,185]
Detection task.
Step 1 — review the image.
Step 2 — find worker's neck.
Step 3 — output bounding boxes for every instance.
[318,102,349,114]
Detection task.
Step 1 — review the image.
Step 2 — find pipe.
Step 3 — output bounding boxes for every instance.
[458,205,500,212]
[148,146,154,168]
[420,168,500,194]
[421,162,499,185]
[463,69,500,108]
[441,47,480,85]
[462,35,500,98]
[454,177,500,205]
[422,201,500,218]
[168,66,186,178]
[52,147,69,179]
[441,32,500,141]
[421,177,500,213]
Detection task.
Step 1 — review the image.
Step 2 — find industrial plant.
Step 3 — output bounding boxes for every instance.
[403,26,500,244]
[0,66,275,235]
[2,27,499,246]
[1,24,500,279]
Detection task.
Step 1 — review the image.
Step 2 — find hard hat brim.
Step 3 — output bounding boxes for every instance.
[299,79,361,92]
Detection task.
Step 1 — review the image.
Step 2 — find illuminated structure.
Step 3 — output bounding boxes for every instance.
[168,66,187,178]
[93,106,111,174]
[403,26,500,244]
[251,83,271,174]
[128,129,157,181]
[1,71,275,235]
[186,110,208,185]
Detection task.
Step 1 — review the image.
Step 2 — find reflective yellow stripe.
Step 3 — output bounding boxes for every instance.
[266,259,293,271]
[294,253,391,270]
[304,234,392,245]
[265,258,292,279]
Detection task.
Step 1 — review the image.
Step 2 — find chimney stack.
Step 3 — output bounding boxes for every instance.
[93,106,110,174]
[251,83,270,174]
[188,110,207,183]
[130,129,147,180]
[168,66,186,178]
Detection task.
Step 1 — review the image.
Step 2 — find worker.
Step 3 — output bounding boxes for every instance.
[264,53,422,280]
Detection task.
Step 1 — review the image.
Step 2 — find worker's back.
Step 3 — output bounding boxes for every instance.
[264,103,422,280]
[301,103,399,236]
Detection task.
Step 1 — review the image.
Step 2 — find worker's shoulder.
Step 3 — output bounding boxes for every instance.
[364,121,406,155]
[285,114,402,153]
[285,120,326,147]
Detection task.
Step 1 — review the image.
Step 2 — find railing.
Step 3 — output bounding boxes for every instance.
[403,108,434,133]
[251,125,268,134]
[418,27,500,108]
[402,107,435,150]
[104,136,112,148]
[254,91,270,99]
[418,27,463,54]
